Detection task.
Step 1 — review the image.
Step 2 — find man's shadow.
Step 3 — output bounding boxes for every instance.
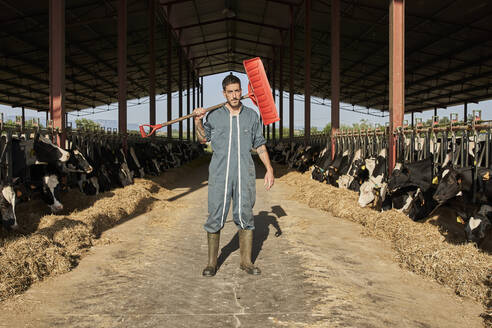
[216,206,285,270]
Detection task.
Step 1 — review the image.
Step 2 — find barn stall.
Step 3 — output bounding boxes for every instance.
[0,0,490,326]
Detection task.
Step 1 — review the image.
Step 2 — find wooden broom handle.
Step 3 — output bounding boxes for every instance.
[163,94,249,127]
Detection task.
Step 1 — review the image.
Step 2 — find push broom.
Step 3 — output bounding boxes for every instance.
[139,57,280,138]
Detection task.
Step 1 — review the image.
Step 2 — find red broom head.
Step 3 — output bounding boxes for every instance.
[243,57,280,125]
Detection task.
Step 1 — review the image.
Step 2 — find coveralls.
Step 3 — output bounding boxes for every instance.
[203,105,266,233]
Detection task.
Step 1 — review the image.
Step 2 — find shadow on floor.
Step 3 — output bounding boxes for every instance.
[216,206,285,271]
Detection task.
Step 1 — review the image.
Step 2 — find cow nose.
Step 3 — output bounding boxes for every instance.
[11,222,19,230]
[51,203,64,212]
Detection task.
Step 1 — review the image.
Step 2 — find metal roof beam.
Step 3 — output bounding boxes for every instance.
[196,61,243,71]
[408,93,492,113]
[342,0,492,34]
[183,36,281,48]
[339,1,492,92]
[175,17,288,31]
[404,83,492,108]
[352,43,492,105]
[66,8,148,98]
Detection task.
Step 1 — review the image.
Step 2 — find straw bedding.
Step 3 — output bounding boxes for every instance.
[0,164,187,302]
[276,165,491,322]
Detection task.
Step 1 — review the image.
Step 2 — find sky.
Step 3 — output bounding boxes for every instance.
[1,71,491,131]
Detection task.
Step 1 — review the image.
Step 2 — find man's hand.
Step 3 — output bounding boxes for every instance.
[193,107,206,121]
[264,169,274,191]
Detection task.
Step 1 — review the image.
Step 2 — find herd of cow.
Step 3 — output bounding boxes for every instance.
[268,137,492,246]
[0,132,205,231]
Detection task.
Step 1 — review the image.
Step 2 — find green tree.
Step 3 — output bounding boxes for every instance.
[439,116,450,125]
[75,118,101,130]
[322,122,332,134]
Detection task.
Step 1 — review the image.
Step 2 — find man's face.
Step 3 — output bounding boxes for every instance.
[223,83,242,108]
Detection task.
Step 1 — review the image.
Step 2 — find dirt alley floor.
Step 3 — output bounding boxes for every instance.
[0,158,486,328]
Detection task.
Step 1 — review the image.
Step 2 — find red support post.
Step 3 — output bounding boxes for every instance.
[331,0,340,159]
[192,66,196,142]
[149,0,156,129]
[266,60,271,140]
[49,0,66,148]
[200,77,203,108]
[167,15,172,139]
[272,53,276,141]
[187,62,190,140]
[388,0,405,175]
[118,0,127,144]
[304,0,311,142]
[279,45,283,140]
[178,48,183,141]
[289,5,295,140]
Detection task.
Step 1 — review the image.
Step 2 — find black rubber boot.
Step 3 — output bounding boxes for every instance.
[239,229,261,275]
[202,232,220,277]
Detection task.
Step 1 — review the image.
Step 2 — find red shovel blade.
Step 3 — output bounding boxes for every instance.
[243,57,280,125]
[139,124,163,138]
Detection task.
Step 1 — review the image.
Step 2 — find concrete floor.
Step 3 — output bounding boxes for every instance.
[0,160,485,328]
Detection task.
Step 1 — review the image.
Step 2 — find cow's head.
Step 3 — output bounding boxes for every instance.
[34,135,70,164]
[42,175,63,212]
[387,163,410,193]
[433,168,462,204]
[465,215,491,244]
[0,183,20,230]
[67,147,93,174]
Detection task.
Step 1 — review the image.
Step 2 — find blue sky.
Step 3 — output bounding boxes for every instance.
[1,70,491,130]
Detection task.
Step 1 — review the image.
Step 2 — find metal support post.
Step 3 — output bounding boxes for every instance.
[388,0,405,174]
[149,0,156,129]
[279,44,284,140]
[304,0,311,142]
[178,48,183,141]
[167,16,172,138]
[187,63,190,140]
[49,0,66,147]
[331,0,340,159]
[118,0,128,150]
[289,5,294,140]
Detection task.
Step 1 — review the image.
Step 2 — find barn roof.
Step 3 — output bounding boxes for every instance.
[0,0,491,114]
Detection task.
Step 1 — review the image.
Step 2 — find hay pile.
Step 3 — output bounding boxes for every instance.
[0,167,186,302]
[277,167,492,308]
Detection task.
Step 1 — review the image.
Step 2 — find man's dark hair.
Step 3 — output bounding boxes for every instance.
[222,74,241,90]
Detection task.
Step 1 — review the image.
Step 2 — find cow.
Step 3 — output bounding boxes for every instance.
[465,204,491,245]
[433,166,474,205]
[11,135,73,213]
[311,145,333,182]
[326,150,351,186]
[0,180,26,230]
[369,155,438,221]
[357,149,388,209]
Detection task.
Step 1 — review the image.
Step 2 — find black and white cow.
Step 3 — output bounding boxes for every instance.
[311,145,333,183]
[369,156,438,220]
[12,135,72,213]
[0,180,26,230]
[326,150,351,186]
[357,149,388,209]
[465,204,491,244]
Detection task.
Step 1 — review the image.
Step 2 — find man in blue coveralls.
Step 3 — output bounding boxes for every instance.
[193,74,275,277]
